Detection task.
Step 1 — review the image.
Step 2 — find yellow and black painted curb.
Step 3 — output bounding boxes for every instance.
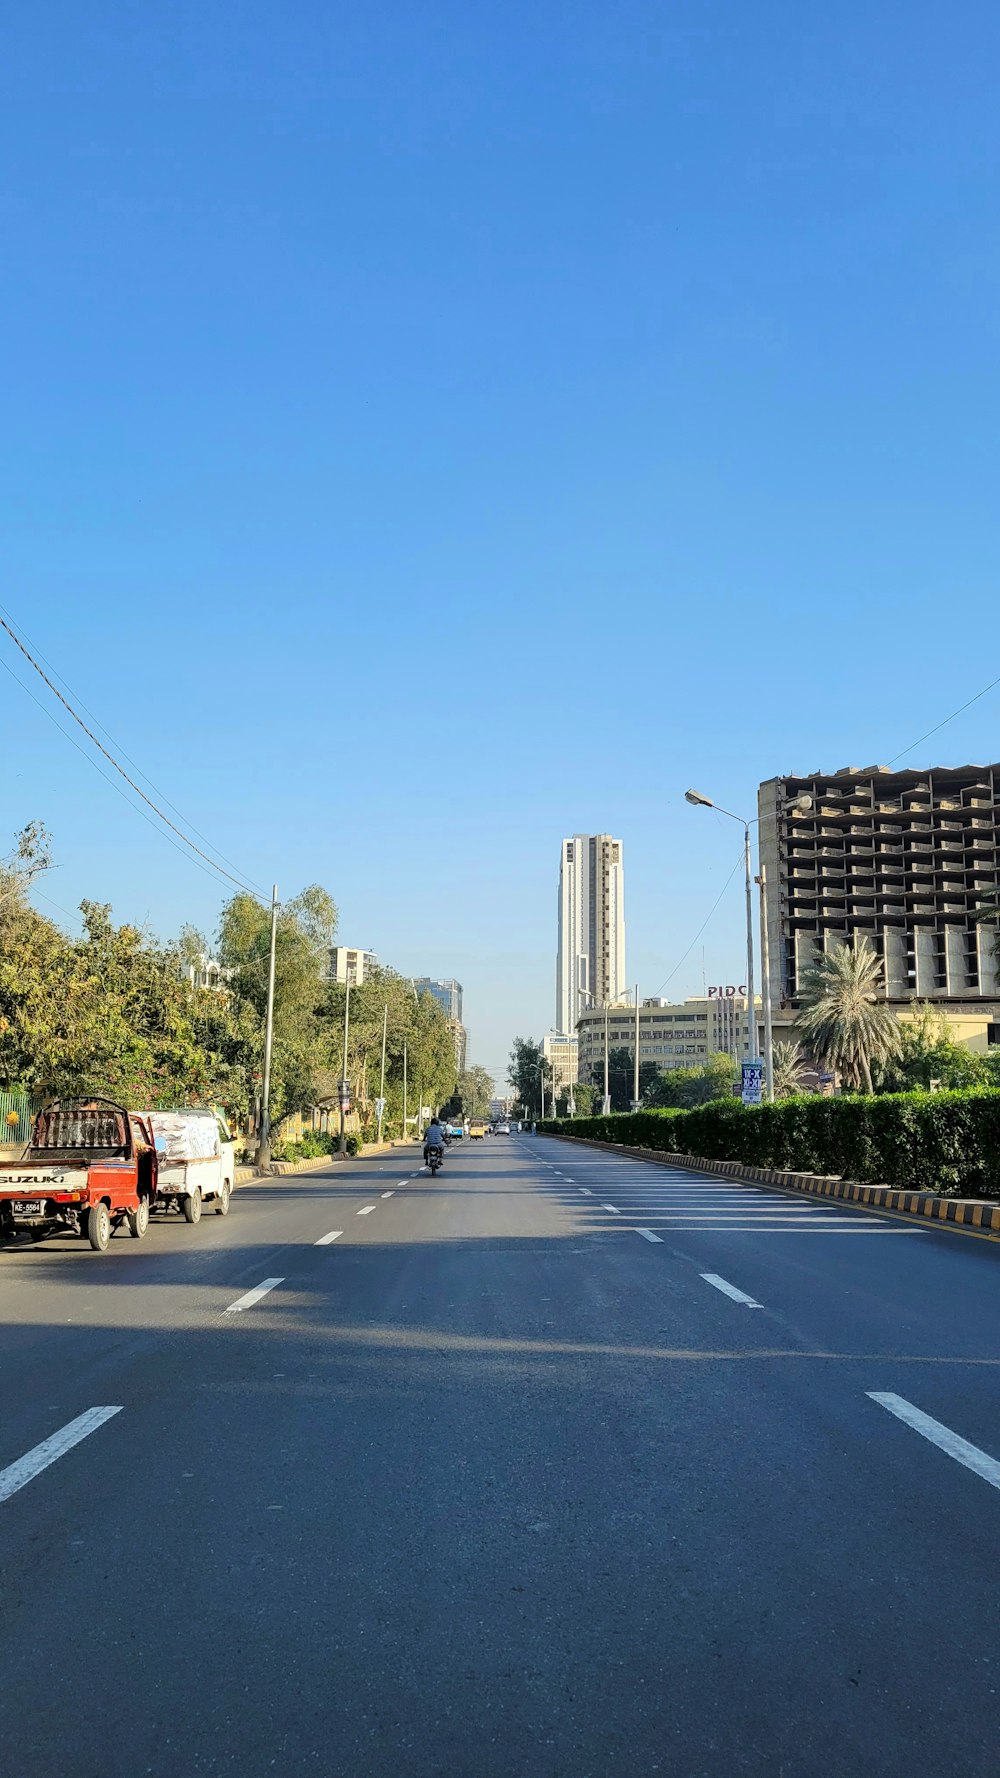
[545,1136,1000,1239]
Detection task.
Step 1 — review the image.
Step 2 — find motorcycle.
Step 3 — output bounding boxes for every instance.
[426,1144,444,1176]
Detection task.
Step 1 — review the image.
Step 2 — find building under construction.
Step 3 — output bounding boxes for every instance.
[758,764,1000,1012]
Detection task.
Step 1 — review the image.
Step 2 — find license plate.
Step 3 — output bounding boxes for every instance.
[12,1200,45,1216]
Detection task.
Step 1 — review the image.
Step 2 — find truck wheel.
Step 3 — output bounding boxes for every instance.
[87,1202,112,1252]
[182,1187,203,1225]
[127,1198,150,1239]
[215,1181,231,1217]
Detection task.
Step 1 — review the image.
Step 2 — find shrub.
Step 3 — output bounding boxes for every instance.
[539,1088,1000,1198]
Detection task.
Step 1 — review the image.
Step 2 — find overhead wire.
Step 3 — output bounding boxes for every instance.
[0,651,264,901]
[0,612,267,903]
[0,599,268,899]
[887,669,1000,766]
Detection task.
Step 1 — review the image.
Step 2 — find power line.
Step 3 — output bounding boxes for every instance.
[651,844,745,999]
[0,613,266,902]
[0,652,264,900]
[888,669,1000,766]
[0,599,268,897]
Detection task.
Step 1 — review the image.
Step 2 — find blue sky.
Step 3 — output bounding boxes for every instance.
[3,1,1000,1085]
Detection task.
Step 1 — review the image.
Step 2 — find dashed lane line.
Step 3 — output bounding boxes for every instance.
[224,1278,284,1314]
[0,1407,123,1506]
[601,1204,621,1215]
[700,1273,763,1307]
[356,1205,377,1216]
[868,1393,1000,1492]
[635,1228,663,1243]
[381,1190,394,1198]
[315,1231,343,1245]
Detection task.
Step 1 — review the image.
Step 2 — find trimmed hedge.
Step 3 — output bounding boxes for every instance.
[539,1089,1000,1198]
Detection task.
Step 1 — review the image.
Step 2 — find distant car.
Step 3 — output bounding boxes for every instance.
[498,1121,511,1134]
[448,1124,464,1140]
[468,1120,488,1139]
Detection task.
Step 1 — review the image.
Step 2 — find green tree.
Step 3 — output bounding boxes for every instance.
[569,1080,598,1117]
[644,1051,739,1109]
[772,1041,810,1099]
[601,1046,662,1111]
[875,1003,988,1094]
[796,937,901,1094]
[457,1065,495,1117]
[508,1037,547,1116]
[218,884,339,1125]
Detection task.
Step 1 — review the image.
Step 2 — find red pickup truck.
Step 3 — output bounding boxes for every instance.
[0,1099,159,1252]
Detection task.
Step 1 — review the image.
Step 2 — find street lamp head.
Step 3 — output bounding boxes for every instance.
[685,789,714,808]
[791,793,813,814]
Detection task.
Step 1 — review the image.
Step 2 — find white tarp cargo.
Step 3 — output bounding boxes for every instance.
[139,1108,235,1226]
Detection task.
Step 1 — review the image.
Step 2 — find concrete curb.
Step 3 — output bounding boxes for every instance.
[542,1134,1000,1237]
[233,1141,420,1185]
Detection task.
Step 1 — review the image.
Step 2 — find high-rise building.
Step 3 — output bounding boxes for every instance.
[413,978,466,1075]
[328,947,378,986]
[556,834,626,1032]
[413,978,463,1024]
[758,764,1000,1010]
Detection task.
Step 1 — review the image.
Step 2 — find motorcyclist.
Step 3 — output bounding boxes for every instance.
[423,1117,446,1165]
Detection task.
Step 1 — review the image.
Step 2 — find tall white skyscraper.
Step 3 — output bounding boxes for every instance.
[556,834,626,1034]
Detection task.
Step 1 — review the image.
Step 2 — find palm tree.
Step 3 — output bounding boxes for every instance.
[795,937,900,1094]
[772,1040,809,1098]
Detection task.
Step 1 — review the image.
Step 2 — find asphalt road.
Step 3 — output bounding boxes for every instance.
[1,1133,998,1777]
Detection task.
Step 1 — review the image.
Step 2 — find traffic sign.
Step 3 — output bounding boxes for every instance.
[741,1061,763,1106]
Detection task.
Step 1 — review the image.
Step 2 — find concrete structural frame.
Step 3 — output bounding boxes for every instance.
[556,834,626,1032]
[576,995,759,1081]
[758,764,1000,1009]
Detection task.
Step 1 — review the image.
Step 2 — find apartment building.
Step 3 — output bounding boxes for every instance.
[758,764,1000,1010]
[576,995,758,1081]
[556,834,626,1033]
[327,947,378,986]
[412,979,466,1075]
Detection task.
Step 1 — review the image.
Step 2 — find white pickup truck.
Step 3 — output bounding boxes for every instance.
[141,1108,236,1224]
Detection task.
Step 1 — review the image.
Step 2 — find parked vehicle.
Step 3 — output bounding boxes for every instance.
[140,1108,235,1223]
[0,1098,158,1252]
[426,1144,444,1176]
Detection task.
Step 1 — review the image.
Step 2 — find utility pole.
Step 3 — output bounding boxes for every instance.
[744,821,757,1065]
[603,1001,611,1115]
[403,1042,408,1143]
[632,982,640,1110]
[540,1059,545,1120]
[377,1003,388,1145]
[255,884,279,1169]
[338,977,351,1154]
[757,865,774,1101]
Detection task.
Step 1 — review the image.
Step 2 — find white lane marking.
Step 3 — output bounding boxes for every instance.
[0,1407,123,1506]
[579,1188,592,1195]
[868,1393,1000,1492]
[381,1190,394,1198]
[635,1228,663,1243]
[225,1278,284,1313]
[356,1205,376,1215]
[397,1180,409,1187]
[601,1204,620,1214]
[315,1230,343,1245]
[700,1273,763,1307]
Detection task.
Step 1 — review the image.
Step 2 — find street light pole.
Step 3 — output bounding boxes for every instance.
[255,883,279,1169]
[402,1042,408,1143]
[377,1003,388,1144]
[633,980,640,1109]
[338,976,351,1154]
[685,788,812,1100]
[757,864,774,1100]
[603,1000,610,1114]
